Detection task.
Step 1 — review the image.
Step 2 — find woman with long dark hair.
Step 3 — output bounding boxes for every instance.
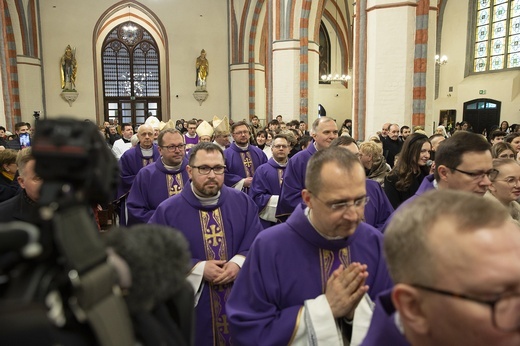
[500,120,510,134]
[384,133,432,209]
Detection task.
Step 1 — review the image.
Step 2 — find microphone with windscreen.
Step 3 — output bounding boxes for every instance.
[104,224,194,346]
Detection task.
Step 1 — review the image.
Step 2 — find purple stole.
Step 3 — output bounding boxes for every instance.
[166,173,185,197]
[277,168,284,187]
[240,151,255,193]
[185,135,199,151]
[320,248,350,290]
[142,156,155,167]
[199,208,232,345]
[321,248,352,335]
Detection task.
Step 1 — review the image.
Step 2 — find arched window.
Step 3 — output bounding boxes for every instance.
[102,22,160,125]
[319,21,331,84]
[473,0,520,72]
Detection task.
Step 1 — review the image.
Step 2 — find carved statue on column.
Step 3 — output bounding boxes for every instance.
[195,49,209,91]
[60,45,77,91]
[193,49,209,105]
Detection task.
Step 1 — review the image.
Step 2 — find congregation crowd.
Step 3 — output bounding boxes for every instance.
[1,114,520,345]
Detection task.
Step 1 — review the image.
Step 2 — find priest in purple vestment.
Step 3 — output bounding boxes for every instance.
[184,119,199,152]
[149,142,263,346]
[126,129,189,225]
[227,147,393,345]
[276,116,338,221]
[362,190,520,346]
[249,134,290,228]
[117,124,160,225]
[223,121,267,193]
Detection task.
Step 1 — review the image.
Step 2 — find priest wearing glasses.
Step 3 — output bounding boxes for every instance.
[149,142,263,346]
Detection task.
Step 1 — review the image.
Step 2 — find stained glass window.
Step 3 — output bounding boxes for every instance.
[474,0,520,72]
[102,22,161,124]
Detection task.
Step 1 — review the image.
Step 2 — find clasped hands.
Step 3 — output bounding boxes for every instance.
[203,260,240,286]
[325,262,369,320]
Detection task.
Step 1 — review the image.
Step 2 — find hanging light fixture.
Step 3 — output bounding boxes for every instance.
[321,5,350,83]
[435,54,448,65]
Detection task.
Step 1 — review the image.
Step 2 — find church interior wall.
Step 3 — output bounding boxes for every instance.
[365,5,416,136]
[433,0,520,129]
[3,0,520,134]
[37,0,230,123]
[272,40,301,120]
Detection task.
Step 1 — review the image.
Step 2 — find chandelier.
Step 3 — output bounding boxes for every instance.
[321,5,350,83]
[435,54,448,65]
[321,73,351,82]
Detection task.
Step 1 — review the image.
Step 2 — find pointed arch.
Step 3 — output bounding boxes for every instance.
[93,1,169,123]
[248,0,267,117]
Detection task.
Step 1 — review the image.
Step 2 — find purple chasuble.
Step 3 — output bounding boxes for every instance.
[126,157,190,225]
[249,158,287,228]
[276,142,317,220]
[223,142,267,193]
[149,185,263,346]
[364,179,394,231]
[117,144,160,226]
[227,204,393,345]
[276,142,394,229]
[184,134,199,153]
[360,289,411,346]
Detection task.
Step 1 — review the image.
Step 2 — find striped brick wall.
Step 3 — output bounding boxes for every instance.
[412,0,430,128]
[299,0,312,124]
[0,0,21,129]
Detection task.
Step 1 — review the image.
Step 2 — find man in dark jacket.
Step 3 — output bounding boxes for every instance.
[0,148,41,223]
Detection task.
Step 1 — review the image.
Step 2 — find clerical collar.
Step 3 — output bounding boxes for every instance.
[140,146,153,157]
[191,182,220,206]
[122,138,132,143]
[185,133,197,138]
[213,141,226,150]
[162,158,182,171]
[304,207,344,240]
[313,141,319,151]
[236,143,249,151]
[274,159,288,167]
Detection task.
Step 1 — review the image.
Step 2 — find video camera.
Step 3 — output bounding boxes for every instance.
[0,118,134,345]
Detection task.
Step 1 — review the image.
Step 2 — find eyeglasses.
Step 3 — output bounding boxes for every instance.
[449,167,499,181]
[233,131,250,136]
[310,192,369,211]
[273,144,289,149]
[495,177,520,187]
[412,284,520,332]
[160,144,186,152]
[191,165,226,175]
